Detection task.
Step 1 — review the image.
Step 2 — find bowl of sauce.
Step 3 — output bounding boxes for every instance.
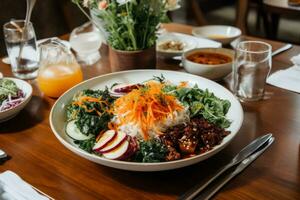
[192,25,241,45]
[182,48,234,80]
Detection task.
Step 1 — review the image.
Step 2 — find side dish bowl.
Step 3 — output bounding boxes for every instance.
[50,70,243,171]
[182,48,234,80]
[0,77,32,122]
[192,25,241,45]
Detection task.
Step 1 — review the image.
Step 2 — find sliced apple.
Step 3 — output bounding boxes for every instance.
[117,137,139,161]
[98,131,127,153]
[92,130,117,151]
[102,140,129,160]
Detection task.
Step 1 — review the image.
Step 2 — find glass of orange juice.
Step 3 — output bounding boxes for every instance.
[37,39,83,98]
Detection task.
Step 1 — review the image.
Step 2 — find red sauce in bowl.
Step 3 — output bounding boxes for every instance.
[187,52,232,65]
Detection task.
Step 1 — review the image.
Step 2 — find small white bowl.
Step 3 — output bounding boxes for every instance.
[0,78,33,122]
[192,25,241,45]
[182,48,234,80]
[156,32,198,58]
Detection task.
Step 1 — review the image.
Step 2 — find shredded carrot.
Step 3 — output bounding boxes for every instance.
[72,95,110,116]
[113,81,183,140]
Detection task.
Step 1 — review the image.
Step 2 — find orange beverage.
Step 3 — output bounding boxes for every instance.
[37,63,83,98]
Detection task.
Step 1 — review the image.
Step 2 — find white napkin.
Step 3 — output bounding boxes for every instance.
[267,65,300,93]
[0,171,49,200]
[291,54,300,66]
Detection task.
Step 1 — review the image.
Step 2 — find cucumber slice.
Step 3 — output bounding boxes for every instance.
[66,120,93,141]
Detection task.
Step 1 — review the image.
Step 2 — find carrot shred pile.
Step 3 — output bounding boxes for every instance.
[72,95,111,116]
[113,81,184,140]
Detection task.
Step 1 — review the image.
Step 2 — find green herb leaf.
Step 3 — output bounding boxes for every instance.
[134,139,167,163]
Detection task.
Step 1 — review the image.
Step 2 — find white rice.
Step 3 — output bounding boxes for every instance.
[114,105,190,139]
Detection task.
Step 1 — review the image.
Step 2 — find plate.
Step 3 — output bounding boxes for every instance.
[0,78,33,122]
[156,32,221,58]
[50,70,243,171]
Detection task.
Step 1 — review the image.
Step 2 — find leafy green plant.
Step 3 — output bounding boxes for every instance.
[72,0,180,51]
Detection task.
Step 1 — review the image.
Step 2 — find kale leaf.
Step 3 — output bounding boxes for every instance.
[74,137,96,153]
[134,139,167,163]
[66,88,114,136]
[75,112,111,135]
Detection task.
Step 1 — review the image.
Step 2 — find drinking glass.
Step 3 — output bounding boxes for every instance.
[69,21,102,65]
[233,41,272,101]
[3,20,39,79]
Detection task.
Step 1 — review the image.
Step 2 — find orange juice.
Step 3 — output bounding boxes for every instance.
[37,63,83,98]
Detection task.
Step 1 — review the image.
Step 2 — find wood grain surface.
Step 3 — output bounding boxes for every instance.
[0,23,299,200]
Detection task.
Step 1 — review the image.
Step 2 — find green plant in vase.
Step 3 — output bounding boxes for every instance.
[72,0,180,70]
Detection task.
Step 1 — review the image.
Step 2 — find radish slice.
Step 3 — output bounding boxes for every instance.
[103,140,129,160]
[66,120,93,141]
[99,131,127,153]
[93,130,116,151]
[109,83,142,97]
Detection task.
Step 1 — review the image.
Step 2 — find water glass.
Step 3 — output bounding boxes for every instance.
[233,41,272,101]
[3,20,39,79]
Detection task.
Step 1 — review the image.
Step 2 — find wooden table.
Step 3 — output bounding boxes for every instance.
[1,23,300,200]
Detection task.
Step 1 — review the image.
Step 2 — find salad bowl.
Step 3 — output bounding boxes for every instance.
[0,77,33,122]
[50,70,243,171]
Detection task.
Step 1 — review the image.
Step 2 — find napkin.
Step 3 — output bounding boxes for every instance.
[291,54,300,66]
[267,65,300,93]
[0,171,49,200]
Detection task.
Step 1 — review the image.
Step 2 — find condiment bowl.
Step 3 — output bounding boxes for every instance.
[192,25,241,45]
[0,78,33,122]
[182,48,234,80]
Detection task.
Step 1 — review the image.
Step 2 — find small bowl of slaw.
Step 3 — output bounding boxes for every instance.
[0,77,32,122]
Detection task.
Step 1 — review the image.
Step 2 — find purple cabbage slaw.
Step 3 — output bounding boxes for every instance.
[0,89,25,112]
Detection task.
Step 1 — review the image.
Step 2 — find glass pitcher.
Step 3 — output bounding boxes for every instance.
[37,38,83,98]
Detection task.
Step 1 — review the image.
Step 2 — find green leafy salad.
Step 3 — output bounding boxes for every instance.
[0,79,25,112]
[65,76,231,163]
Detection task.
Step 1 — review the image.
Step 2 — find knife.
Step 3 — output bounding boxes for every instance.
[271,43,292,57]
[194,136,275,200]
[178,133,273,200]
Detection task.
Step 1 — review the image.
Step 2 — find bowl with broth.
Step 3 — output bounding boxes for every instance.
[192,25,241,45]
[182,48,234,80]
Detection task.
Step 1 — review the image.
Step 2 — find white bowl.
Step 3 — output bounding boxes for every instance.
[50,70,243,171]
[192,25,241,45]
[182,48,234,80]
[156,33,198,58]
[0,78,33,122]
[156,32,221,58]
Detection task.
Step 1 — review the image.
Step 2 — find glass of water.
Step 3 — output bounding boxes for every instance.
[233,41,272,101]
[3,20,39,79]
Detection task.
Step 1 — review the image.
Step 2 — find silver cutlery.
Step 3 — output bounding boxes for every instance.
[17,0,37,63]
[194,136,274,200]
[271,43,292,57]
[179,133,273,200]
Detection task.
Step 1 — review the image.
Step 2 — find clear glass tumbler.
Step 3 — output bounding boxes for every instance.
[233,41,272,101]
[3,20,39,79]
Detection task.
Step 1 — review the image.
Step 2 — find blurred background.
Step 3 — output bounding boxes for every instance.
[0,0,300,56]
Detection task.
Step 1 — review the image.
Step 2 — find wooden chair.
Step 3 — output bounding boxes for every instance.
[189,0,266,35]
